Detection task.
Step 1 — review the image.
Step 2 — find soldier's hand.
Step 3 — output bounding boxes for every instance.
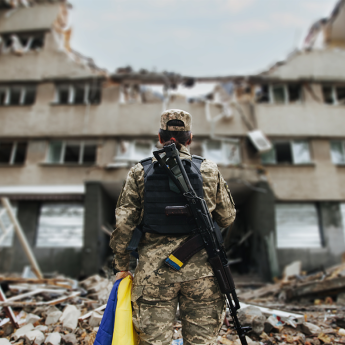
[115,270,133,282]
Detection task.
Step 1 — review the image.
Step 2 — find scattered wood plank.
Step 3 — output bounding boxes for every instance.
[0,291,80,307]
[0,276,74,289]
[238,283,280,301]
[6,288,67,302]
[0,286,19,329]
[79,304,107,321]
[287,276,345,299]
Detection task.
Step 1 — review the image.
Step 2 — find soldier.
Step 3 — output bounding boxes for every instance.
[110,109,236,345]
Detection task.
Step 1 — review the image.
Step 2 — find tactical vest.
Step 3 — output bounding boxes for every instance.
[140,155,204,235]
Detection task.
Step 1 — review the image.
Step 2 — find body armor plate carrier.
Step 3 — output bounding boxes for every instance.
[141,155,204,235]
[126,155,204,253]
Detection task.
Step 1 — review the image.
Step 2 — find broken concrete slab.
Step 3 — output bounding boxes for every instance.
[88,311,103,328]
[12,323,35,341]
[24,330,45,345]
[26,313,41,325]
[35,325,48,333]
[237,306,265,334]
[61,333,77,345]
[45,310,62,325]
[299,322,322,336]
[59,305,80,331]
[44,332,61,345]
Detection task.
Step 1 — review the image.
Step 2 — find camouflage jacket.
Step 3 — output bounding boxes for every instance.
[110,145,236,285]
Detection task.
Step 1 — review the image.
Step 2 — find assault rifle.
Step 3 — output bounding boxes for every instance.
[153,143,251,345]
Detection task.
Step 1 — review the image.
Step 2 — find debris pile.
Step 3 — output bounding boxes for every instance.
[213,262,345,344]
[0,274,113,345]
[3,263,345,344]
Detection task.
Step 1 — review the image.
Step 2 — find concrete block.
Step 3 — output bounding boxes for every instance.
[26,313,41,325]
[35,325,49,333]
[59,305,81,331]
[12,323,35,341]
[61,333,77,345]
[89,311,103,328]
[45,333,61,345]
[300,322,321,335]
[45,310,62,325]
[238,306,265,334]
[24,330,45,345]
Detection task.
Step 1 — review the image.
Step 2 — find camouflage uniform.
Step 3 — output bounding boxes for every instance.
[110,109,236,345]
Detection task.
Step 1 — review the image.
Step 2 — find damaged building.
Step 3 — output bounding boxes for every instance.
[0,0,345,281]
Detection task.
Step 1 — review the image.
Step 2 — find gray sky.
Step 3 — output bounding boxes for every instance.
[69,0,337,76]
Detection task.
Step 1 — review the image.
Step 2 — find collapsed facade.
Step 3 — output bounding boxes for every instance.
[0,0,345,280]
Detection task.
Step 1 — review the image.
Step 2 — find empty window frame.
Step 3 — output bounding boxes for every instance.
[54,83,101,105]
[275,203,322,248]
[47,141,97,164]
[261,140,311,165]
[0,203,17,248]
[0,32,44,53]
[322,85,345,105]
[115,140,156,163]
[36,203,84,248]
[259,84,303,104]
[0,85,36,106]
[0,142,27,165]
[330,140,345,165]
[202,140,241,165]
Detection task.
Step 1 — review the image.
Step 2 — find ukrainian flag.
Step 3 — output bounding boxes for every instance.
[94,276,138,345]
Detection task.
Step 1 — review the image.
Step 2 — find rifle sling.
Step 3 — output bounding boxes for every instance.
[165,234,205,271]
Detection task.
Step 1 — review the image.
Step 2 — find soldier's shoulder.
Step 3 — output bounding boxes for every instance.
[200,158,219,172]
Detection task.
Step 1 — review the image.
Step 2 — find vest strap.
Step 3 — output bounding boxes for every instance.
[191,155,204,172]
[140,157,153,177]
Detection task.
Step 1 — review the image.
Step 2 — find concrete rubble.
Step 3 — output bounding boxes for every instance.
[2,265,345,344]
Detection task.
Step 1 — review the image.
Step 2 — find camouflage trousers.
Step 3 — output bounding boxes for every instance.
[131,276,225,345]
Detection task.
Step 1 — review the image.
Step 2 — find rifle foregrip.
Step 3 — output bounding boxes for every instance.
[209,256,236,294]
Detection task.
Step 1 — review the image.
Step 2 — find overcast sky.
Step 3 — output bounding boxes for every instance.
[69,0,337,76]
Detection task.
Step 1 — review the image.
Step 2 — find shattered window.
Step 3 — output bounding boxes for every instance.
[291,141,311,164]
[322,86,335,104]
[330,141,345,165]
[288,84,302,103]
[54,83,102,105]
[0,85,36,106]
[261,148,276,164]
[271,85,286,104]
[36,203,84,248]
[0,204,18,248]
[88,84,102,104]
[275,203,322,248]
[202,140,240,165]
[256,85,269,103]
[0,142,27,165]
[64,142,81,163]
[0,88,7,105]
[47,141,97,164]
[9,86,22,105]
[275,142,293,164]
[336,87,345,105]
[261,140,311,165]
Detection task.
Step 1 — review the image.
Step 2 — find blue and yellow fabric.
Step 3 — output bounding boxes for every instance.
[165,254,184,271]
[94,276,138,345]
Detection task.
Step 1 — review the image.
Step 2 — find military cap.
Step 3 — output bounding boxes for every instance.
[160,109,192,132]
